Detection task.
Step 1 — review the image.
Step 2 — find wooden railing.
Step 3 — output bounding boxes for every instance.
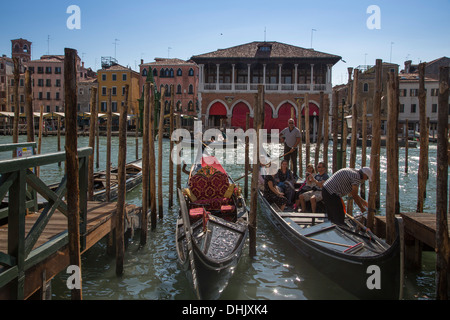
[0,142,38,218]
[0,145,92,299]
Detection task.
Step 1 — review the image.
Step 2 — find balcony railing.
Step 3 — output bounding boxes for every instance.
[200,82,331,93]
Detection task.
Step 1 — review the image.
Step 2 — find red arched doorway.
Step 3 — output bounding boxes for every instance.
[208,102,227,127]
[274,103,297,132]
[231,102,253,129]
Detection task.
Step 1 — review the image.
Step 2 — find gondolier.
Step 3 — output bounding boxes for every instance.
[322,167,372,225]
[280,118,301,177]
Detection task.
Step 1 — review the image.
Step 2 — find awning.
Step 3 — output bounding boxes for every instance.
[209,102,227,116]
[43,112,65,118]
[0,112,16,118]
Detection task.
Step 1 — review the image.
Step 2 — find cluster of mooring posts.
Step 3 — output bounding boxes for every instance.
[0,50,449,300]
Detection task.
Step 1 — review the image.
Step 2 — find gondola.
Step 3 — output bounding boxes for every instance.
[176,153,249,300]
[90,159,143,202]
[37,158,143,205]
[257,174,401,299]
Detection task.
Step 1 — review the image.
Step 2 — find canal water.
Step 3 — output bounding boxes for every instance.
[0,134,441,300]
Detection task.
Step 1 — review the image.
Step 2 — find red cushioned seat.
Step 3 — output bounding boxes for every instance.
[188,165,230,210]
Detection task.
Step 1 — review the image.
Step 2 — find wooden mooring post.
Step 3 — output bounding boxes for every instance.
[322,94,329,169]
[360,99,368,199]
[347,69,359,215]
[25,70,34,145]
[12,57,20,156]
[169,85,175,208]
[176,111,181,193]
[149,84,157,229]
[116,85,129,276]
[88,87,97,200]
[314,91,324,168]
[64,48,82,300]
[106,88,112,202]
[386,72,399,244]
[244,113,250,199]
[367,59,382,229]
[296,97,303,178]
[405,119,409,173]
[304,93,310,166]
[140,82,150,245]
[249,85,263,257]
[417,62,429,213]
[436,66,449,300]
[332,90,339,173]
[157,87,166,219]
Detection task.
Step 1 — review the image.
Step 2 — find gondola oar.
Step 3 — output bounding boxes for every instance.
[177,188,201,299]
[341,198,389,249]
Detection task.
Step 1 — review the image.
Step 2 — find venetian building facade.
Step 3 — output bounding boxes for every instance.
[139,58,199,124]
[190,41,341,133]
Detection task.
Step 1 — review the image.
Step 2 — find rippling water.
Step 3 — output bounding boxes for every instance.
[0,134,444,300]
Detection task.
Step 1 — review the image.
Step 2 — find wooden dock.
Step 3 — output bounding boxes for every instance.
[374,212,450,268]
[0,201,140,299]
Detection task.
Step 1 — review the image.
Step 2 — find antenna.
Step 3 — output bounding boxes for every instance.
[113,38,120,59]
[47,35,50,55]
[168,47,172,58]
[264,27,266,42]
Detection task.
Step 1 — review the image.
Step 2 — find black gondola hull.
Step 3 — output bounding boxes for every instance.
[258,191,401,300]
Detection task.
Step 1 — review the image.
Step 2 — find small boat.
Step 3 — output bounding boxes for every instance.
[176,153,249,299]
[258,178,401,299]
[90,159,143,202]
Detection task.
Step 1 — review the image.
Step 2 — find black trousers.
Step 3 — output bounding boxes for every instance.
[322,187,345,225]
[283,144,298,177]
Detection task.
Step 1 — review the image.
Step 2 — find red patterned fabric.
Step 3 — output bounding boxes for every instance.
[189,166,230,210]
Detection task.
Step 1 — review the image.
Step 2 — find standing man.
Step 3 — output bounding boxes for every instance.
[322,167,372,225]
[280,118,301,178]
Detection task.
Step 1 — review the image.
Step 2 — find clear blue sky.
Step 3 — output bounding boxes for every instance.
[1,0,449,85]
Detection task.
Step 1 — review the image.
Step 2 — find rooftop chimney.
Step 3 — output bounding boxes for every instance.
[405,60,412,73]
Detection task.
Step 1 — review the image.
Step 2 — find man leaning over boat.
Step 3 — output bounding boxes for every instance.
[321,167,372,225]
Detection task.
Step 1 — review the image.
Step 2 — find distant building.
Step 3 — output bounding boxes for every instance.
[0,55,13,111]
[398,58,450,133]
[333,62,399,135]
[77,77,98,113]
[139,58,199,127]
[403,57,450,80]
[11,38,32,67]
[97,61,140,116]
[190,41,341,132]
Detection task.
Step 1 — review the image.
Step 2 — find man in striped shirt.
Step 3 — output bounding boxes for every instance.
[322,167,372,225]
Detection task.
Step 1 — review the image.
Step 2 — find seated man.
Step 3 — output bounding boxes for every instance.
[297,162,329,213]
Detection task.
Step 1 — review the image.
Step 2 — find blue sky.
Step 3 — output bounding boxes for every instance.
[1,0,449,84]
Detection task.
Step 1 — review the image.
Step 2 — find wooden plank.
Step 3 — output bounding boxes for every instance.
[280,212,327,218]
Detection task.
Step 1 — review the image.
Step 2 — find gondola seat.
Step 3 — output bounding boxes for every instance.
[188,165,232,210]
[189,207,209,223]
